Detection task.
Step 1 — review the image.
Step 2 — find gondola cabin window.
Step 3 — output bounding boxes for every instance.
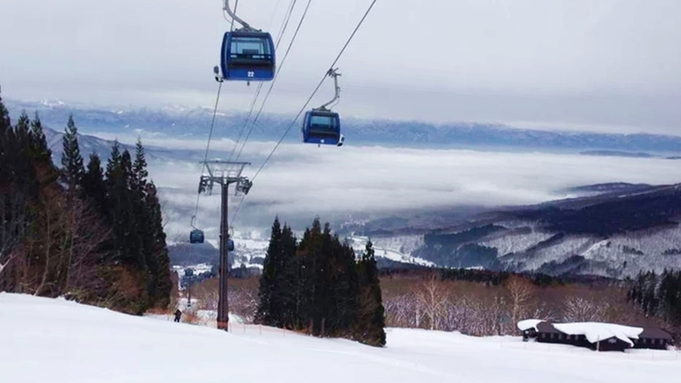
[230,36,273,64]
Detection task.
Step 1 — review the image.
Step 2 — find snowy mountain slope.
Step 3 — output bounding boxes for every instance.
[167,240,265,276]
[502,234,598,272]
[347,236,434,267]
[352,183,681,278]
[2,293,679,383]
[479,228,554,255]
[42,126,213,165]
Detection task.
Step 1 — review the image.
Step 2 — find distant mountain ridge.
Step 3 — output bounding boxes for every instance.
[6,98,681,154]
[344,182,681,279]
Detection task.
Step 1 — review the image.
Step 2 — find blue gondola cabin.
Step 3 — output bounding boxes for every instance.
[301,110,344,146]
[189,229,204,244]
[221,31,276,81]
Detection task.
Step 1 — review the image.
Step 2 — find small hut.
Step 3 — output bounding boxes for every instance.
[516,319,672,352]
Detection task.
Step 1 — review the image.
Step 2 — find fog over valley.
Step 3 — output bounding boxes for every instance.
[120,135,680,241]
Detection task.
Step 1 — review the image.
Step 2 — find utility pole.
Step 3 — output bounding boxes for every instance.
[198,160,253,331]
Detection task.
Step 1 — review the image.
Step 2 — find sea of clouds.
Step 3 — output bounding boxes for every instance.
[95,132,681,242]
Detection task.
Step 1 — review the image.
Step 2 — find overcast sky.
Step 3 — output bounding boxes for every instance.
[1,0,680,135]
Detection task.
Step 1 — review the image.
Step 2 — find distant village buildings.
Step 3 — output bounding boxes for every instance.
[517,319,674,352]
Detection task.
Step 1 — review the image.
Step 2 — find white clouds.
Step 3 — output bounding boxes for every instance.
[1,0,680,134]
[146,137,681,238]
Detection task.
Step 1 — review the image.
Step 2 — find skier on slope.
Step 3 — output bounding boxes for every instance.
[174,309,182,323]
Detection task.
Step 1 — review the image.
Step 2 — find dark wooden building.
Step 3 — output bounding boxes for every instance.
[533,321,598,349]
[632,327,675,350]
[519,320,674,352]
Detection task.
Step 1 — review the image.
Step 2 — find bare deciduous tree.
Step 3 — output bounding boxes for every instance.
[0,192,27,284]
[383,294,415,328]
[563,296,608,322]
[229,288,258,323]
[505,275,536,325]
[63,199,112,299]
[413,274,449,330]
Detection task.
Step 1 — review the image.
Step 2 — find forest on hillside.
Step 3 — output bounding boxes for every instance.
[0,88,172,315]
[184,234,681,343]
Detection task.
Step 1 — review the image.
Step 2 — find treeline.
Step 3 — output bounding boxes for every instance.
[0,89,171,314]
[255,217,386,347]
[382,266,613,288]
[627,269,681,327]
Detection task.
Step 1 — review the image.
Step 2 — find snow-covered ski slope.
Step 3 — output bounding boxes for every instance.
[1,293,679,383]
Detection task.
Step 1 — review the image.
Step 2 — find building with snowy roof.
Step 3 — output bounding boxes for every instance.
[517,319,674,352]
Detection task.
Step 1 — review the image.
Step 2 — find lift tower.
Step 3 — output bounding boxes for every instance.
[198,160,253,330]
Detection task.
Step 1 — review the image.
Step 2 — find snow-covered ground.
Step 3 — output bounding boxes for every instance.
[2,293,680,383]
[348,235,435,266]
[172,263,213,278]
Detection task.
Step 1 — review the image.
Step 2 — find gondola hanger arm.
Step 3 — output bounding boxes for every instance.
[223,0,256,31]
[318,68,342,110]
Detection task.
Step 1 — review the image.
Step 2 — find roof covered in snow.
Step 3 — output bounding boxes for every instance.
[517,319,645,346]
[517,319,543,332]
[553,322,643,347]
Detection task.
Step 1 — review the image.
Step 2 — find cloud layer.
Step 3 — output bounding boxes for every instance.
[134,136,681,239]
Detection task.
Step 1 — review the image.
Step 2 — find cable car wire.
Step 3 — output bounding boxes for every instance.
[228,0,299,163]
[267,0,284,29]
[232,0,313,162]
[230,0,378,224]
[191,81,224,226]
[253,0,377,181]
[226,0,313,224]
[191,0,297,233]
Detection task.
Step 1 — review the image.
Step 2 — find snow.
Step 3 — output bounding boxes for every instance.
[480,229,554,255]
[172,263,213,278]
[2,293,680,383]
[553,322,643,347]
[348,236,435,266]
[517,319,646,347]
[517,319,543,331]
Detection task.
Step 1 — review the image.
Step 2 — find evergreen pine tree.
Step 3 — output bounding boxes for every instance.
[144,181,172,308]
[15,111,30,143]
[81,153,107,213]
[129,139,157,304]
[279,223,298,329]
[0,89,11,191]
[255,216,283,326]
[28,113,52,164]
[120,149,145,269]
[334,239,359,334]
[0,86,11,130]
[354,240,386,347]
[306,218,327,334]
[61,114,85,194]
[104,142,130,263]
[132,137,148,189]
[292,223,317,330]
[104,143,149,313]
[11,112,40,205]
[294,218,359,337]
